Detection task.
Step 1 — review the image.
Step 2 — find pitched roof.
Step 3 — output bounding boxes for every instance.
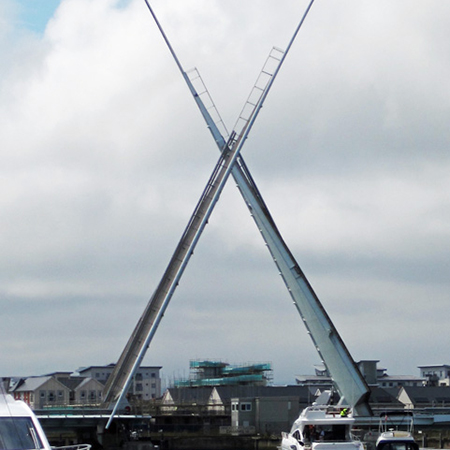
[216,385,313,401]
[57,376,87,390]
[164,385,315,405]
[74,377,104,391]
[78,364,162,374]
[12,376,67,392]
[164,387,214,404]
[378,374,425,381]
[368,387,402,406]
[418,364,450,369]
[400,386,450,403]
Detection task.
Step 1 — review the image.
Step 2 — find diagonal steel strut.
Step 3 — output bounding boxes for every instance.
[102,2,313,427]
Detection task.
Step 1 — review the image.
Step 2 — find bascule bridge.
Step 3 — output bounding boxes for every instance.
[100,0,372,430]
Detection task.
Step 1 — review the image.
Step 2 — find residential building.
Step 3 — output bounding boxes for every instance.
[12,376,71,409]
[377,373,425,388]
[9,364,162,409]
[294,364,334,389]
[418,365,450,386]
[295,361,425,389]
[78,364,162,399]
[159,385,314,435]
[71,377,104,405]
[158,383,407,435]
[11,373,107,408]
[159,386,230,433]
[229,385,317,435]
[398,385,450,410]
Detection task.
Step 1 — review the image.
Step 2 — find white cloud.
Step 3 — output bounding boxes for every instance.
[1,0,450,384]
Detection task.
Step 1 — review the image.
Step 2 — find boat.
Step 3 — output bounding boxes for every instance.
[375,411,419,450]
[0,391,53,450]
[0,391,90,450]
[281,404,364,450]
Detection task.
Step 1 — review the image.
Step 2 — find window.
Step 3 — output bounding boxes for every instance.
[136,384,143,392]
[151,373,156,378]
[377,443,419,450]
[0,417,44,449]
[48,391,55,402]
[40,391,45,399]
[240,402,252,411]
[58,391,64,398]
[89,391,96,400]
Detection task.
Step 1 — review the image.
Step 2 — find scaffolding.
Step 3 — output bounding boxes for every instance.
[174,360,273,387]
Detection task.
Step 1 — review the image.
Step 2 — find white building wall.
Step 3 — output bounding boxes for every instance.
[79,365,162,399]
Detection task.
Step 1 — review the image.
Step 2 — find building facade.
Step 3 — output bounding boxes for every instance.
[9,364,162,409]
[296,361,425,389]
[12,376,71,409]
[78,364,162,400]
[418,365,450,386]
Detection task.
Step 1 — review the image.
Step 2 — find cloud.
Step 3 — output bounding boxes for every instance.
[1,0,450,386]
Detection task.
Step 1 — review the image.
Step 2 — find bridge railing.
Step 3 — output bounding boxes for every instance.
[53,445,92,450]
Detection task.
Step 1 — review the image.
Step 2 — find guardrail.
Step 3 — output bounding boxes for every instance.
[53,445,92,450]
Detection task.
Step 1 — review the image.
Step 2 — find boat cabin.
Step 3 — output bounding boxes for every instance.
[0,393,51,450]
[376,412,419,450]
[282,405,364,450]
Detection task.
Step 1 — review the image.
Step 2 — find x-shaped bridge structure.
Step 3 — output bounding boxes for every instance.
[103,1,372,427]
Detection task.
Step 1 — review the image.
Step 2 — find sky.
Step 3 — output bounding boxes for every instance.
[1,0,450,387]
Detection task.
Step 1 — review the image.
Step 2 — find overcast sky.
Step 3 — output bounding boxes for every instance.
[2,0,450,386]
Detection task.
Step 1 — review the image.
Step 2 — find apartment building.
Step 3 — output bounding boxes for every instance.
[78,364,162,400]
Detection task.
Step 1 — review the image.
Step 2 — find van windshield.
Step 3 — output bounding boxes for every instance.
[0,417,44,450]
